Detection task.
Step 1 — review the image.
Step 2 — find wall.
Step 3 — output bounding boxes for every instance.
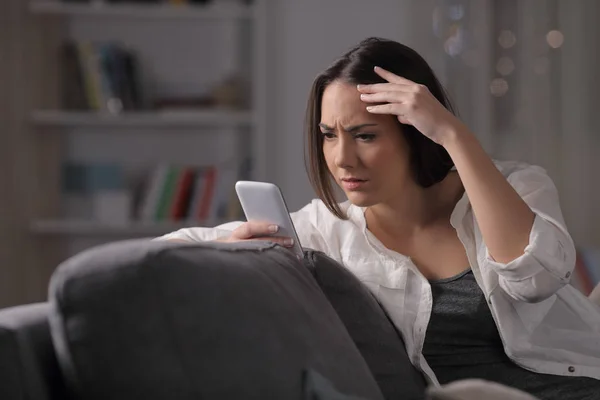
[0,0,64,307]
[266,0,441,211]
[266,0,599,248]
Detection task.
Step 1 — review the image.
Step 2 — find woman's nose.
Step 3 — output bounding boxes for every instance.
[334,137,356,169]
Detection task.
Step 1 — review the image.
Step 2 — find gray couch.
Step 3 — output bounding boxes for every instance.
[0,239,427,400]
[1,239,598,400]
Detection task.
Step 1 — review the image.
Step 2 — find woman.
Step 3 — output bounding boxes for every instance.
[160,38,600,398]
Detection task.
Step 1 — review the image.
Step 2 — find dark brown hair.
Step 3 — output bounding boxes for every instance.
[305,37,456,219]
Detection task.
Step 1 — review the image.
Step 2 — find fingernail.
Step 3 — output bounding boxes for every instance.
[374,66,380,71]
[284,238,294,246]
[269,225,279,233]
[356,84,362,90]
[360,93,366,99]
[366,106,373,111]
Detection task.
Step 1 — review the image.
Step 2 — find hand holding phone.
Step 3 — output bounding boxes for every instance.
[234,181,304,259]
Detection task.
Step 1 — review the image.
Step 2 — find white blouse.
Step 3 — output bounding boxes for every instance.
[158,160,600,386]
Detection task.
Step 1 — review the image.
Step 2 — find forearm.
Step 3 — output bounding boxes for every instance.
[442,126,535,264]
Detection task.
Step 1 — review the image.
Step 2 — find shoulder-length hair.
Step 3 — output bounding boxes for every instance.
[305,37,457,219]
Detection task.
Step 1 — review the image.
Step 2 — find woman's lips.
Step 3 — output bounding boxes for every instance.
[341,178,367,191]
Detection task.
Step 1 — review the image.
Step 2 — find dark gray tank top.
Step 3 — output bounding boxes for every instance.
[422,269,600,399]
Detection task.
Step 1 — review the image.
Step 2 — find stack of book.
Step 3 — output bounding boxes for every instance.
[62,40,143,113]
[139,164,242,224]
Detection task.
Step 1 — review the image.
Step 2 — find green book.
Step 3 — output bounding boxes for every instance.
[154,165,179,221]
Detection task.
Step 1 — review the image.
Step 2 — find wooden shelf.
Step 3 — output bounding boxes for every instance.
[31,110,253,129]
[30,219,220,236]
[29,1,253,19]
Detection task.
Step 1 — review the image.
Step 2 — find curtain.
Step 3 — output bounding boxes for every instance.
[432,0,600,247]
[0,1,64,307]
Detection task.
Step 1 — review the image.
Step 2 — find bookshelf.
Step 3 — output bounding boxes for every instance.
[29,1,253,19]
[29,0,268,249]
[31,110,253,129]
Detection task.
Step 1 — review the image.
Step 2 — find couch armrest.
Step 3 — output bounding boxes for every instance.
[0,303,67,400]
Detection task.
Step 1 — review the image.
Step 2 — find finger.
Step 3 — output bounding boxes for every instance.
[365,103,406,115]
[234,221,279,239]
[356,82,410,93]
[373,66,415,85]
[360,91,410,104]
[251,236,295,248]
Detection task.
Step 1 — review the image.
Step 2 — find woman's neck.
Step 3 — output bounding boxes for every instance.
[365,172,463,237]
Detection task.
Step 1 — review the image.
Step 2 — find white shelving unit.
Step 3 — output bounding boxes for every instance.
[31,109,253,129]
[29,0,253,19]
[29,0,267,244]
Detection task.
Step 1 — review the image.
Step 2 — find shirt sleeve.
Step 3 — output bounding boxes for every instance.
[155,199,331,254]
[154,220,244,242]
[480,165,576,303]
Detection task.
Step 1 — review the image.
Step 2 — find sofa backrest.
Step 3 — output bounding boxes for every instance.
[47,239,385,400]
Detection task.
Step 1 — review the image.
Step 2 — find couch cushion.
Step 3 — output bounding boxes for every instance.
[0,302,67,400]
[48,239,384,400]
[304,250,428,400]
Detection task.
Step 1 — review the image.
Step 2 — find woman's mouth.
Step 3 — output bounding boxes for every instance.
[341,178,368,191]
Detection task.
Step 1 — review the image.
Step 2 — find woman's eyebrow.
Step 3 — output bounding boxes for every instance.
[318,123,378,132]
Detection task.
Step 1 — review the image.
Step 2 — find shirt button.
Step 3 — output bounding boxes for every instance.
[568,366,575,373]
[565,271,571,279]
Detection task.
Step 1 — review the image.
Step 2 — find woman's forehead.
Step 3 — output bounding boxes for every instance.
[320,82,392,128]
[321,82,372,123]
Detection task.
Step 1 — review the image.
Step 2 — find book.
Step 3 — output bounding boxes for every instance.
[140,164,168,221]
[61,40,143,112]
[154,165,180,221]
[197,166,217,221]
[169,167,195,221]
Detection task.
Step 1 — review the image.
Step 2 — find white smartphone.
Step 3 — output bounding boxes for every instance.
[235,181,304,259]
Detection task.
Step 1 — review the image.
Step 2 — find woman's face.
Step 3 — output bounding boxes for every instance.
[320,80,413,207]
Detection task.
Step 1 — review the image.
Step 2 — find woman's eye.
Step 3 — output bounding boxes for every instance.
[321,132,336,139]
[355,133,376,142]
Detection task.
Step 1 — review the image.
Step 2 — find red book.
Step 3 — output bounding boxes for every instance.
[197,167,217,221]
[169,167,195,221]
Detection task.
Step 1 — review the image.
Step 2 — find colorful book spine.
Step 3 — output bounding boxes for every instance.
[138,163,240,224]
[169,167,195,221]
[197,166,217,222]
[154,166,180,221]
[140,164,168,221]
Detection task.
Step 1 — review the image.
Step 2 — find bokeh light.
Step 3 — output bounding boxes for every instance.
[490,78,509,97]
[546,30,564,48]
[498,30,517,49]
[496,56,515,76]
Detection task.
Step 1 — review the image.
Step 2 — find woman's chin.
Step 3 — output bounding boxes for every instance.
[345,192,376,207]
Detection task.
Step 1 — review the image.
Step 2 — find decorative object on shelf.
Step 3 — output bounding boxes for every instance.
[153,73,248,111]
[211,73,247,109]
[62,161,132,223]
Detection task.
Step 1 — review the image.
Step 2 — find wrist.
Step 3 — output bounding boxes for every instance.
[439,122,475,151]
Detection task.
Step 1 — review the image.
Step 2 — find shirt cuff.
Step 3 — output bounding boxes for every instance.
[482,215,571,283]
